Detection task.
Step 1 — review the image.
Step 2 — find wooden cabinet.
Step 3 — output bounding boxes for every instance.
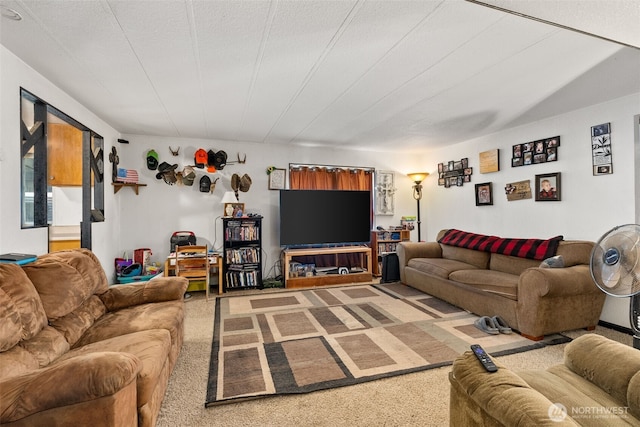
[370,229,410,276]
[223,217,262,291]
[48,123,83,186]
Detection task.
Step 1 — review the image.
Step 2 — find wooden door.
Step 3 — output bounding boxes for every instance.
[48,123,82,186]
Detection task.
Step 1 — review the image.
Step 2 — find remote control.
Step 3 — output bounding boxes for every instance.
[470,344,498,372]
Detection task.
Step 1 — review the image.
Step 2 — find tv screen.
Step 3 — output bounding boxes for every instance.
[279,190,371,247]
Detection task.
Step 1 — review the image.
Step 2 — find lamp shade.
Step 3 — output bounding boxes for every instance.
[221,191,237,204]
[408,172,429,184]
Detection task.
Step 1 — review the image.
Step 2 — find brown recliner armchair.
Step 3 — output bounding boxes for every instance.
[449,334,640,426]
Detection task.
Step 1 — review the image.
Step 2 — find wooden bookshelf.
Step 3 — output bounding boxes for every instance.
[370,229,410,276]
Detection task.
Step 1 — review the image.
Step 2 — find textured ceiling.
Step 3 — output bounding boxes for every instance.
[1,0,639,152]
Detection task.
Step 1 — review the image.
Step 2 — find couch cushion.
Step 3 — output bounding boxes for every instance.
[407,258,479,280]
[490,253,540,276]
[441,245,491,269]
[556,240,595,267]
[0,324,69,382]
[57,329,171,407]
[48,295,107,347]
[22,249,109,320]
[448,269,519,300]
[75,300,184,349]
[15,325,69,369]
[0,264,48,352]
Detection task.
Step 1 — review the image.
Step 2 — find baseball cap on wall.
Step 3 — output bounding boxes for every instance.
[214,150,227,169]
[199,175,211,193]
[194,148,207,168]
[207,150,217,173]
[182,166,196,186]
[146,149,159,170]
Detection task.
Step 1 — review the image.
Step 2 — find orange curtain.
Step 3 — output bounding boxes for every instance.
[289,166,372,191]
[288,165,373,268]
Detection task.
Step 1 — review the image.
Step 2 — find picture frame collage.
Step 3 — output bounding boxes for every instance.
[437,158,473,188]
[511,136,560,167]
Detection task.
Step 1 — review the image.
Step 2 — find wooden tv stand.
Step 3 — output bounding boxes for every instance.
[282,246,372,289]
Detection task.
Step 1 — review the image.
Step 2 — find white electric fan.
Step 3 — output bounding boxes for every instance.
[590,224,640,349]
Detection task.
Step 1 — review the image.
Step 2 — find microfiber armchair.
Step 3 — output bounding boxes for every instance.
[0,249,188,427]
[449,334,640,426]
[397,229,606,340]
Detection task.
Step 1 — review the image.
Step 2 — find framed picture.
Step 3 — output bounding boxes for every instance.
[268,168,286,190]
[591,122,612,175]
[475,182,493,206]
[224,202,245,217]
[535,172,561,201]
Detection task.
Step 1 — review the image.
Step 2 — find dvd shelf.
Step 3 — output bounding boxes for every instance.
[370,229,410,276]
[222,217,262,291]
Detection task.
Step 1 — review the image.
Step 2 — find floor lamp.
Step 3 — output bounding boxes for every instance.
[407,172,429,242]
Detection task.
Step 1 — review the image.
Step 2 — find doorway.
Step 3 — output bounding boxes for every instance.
[47,119,83,251]
[20,88,104,251]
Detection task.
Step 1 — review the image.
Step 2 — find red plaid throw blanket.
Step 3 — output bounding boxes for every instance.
[438,229,563,261]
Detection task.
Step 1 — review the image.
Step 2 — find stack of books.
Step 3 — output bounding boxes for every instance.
[0,253,38,265]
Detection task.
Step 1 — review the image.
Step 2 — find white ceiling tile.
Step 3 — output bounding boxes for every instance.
[1,0,638,151]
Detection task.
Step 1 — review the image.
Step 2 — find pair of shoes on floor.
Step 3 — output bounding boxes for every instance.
[474,315,512,335]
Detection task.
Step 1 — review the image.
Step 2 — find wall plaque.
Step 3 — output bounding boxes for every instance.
[504,180,532,201]
[479,149,499,173]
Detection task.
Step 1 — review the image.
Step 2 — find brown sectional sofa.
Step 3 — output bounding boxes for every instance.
[397,230,606,340]
[0,249,188,427]
[449,334,640,426]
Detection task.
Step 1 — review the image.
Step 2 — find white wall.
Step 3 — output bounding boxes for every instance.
[422,93,640,327]
[115,136,422,275]
[0,46,122,274]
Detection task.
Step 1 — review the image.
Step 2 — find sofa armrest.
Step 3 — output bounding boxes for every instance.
[397,242,442,283]
[397,242,442,265]
[519,265,599,298]
[0,352,140,424]
[564,334,640,408]
[450,351,579,426]
[99,276,188,311]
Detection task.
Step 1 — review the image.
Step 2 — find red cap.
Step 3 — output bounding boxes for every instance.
[194,149,207,168]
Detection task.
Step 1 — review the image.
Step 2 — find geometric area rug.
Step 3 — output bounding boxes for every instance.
[205,283,570,406]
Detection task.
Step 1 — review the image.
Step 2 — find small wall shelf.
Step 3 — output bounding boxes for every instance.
[112,182,147,195]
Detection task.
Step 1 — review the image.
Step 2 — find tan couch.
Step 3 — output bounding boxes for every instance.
[397,230,606,340]
[0,249,188,427]
[449,334,640,426]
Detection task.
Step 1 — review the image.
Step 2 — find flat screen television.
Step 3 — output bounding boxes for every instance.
[279,190,371,247]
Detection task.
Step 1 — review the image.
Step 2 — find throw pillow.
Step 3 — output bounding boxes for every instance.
[540,255,565,268]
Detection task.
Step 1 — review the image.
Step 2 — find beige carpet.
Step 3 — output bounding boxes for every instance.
[157,287,634,427]
[205,283,569,406]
